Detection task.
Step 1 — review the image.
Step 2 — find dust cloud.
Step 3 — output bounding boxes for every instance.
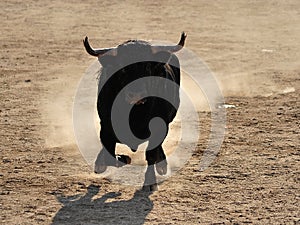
[40,66,87,149]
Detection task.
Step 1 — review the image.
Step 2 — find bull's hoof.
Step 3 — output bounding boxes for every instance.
[94,164,107,174]
[94,153,131,174]
[94,152,107,173]
[94,150,110,174]
[142,184,158,192]
[155,160,168,175]
[116,155,131,167]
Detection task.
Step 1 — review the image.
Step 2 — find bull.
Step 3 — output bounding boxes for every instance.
[83,32,187,191]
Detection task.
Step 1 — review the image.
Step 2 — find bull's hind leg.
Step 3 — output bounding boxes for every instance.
[142,144,168,191]
[155,145,168,175]
[143,151,158,191]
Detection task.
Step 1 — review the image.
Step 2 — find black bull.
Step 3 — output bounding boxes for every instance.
[83,33,187,191]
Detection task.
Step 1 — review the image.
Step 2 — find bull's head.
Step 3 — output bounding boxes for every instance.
[83,32,187,57]
[83,33,186,105]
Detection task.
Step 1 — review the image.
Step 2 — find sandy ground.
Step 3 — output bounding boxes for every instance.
[0,0,299,224]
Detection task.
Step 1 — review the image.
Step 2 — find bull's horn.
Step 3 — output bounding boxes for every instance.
[83,36,116,57]
[152,32,187,53]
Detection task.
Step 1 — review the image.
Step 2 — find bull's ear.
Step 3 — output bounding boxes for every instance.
[152,51,173,64]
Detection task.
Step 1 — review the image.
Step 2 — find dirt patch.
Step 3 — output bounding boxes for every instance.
[0,0,299,224]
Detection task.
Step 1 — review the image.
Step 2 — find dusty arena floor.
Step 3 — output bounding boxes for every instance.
[0,0,299,224]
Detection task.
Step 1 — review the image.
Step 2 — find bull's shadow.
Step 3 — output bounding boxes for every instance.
[52,184,153,225]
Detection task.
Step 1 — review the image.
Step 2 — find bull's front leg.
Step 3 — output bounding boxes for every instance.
[94,129,116,173]
[94,129,131,174]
